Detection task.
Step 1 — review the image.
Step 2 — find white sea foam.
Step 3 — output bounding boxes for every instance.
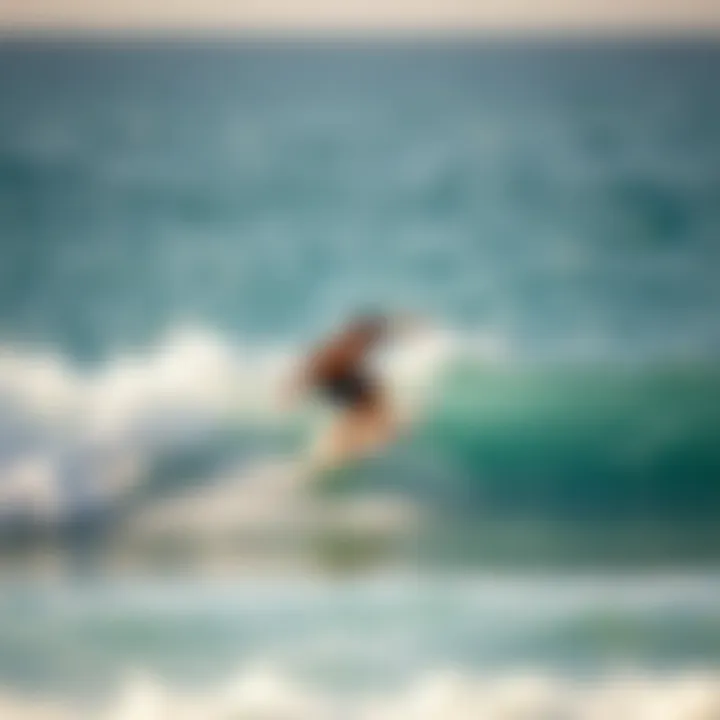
[0,326,286,524]
[123,456,423,566]
[0,323,485,525]
[2,667,720,720]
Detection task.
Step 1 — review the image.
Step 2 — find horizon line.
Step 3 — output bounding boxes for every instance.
[2,25,720,42]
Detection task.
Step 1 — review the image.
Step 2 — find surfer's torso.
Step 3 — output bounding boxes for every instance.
[305,320,385,410]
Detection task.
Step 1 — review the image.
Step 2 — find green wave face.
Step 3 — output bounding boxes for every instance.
[388,363,720,521]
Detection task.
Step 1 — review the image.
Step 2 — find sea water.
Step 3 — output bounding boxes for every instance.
[1,39,720,718]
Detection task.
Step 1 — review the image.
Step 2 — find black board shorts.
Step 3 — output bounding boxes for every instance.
[318,371,377,409]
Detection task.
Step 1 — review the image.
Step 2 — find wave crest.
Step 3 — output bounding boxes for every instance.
[3,667,720,720]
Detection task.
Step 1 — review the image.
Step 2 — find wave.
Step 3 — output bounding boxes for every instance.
[1,323,719,554]
[2,666,720,719]
[0,323,458,528]
[1,573,719,713]
[413,360,720,519]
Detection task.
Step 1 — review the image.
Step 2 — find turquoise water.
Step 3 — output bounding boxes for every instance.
[1,40,720,715]
[1,42,719,534]
[1,41,720,548]
[1,42,720,358]
[2,575,720,703]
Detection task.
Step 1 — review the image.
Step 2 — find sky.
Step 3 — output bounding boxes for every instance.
[1,0,719,34]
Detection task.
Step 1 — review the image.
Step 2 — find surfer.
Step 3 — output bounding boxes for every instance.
[285,313,416,474]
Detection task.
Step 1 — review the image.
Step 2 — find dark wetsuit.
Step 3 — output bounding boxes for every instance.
[318,369,378,409]
[309,316,386,410]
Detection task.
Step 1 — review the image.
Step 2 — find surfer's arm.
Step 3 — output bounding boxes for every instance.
[281,351,323,409]
[388,312,430,339]
[282,365,311,408]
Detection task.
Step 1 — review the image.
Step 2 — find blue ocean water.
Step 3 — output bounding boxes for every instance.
[3,573,720,683]
[1,39,720,718]
[1,41,719,542]
[1,41,719,358]
[0,40,719,550]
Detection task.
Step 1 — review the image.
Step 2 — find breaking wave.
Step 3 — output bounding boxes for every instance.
[2,666,720,720]
[0,323,460,528]
[1,321,720,565]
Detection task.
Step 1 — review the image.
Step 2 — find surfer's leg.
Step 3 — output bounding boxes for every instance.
[356,399,398,455]
[306,409,367,475]
[306,399,396,475]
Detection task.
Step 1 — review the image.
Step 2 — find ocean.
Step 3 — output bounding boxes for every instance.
[1,38,720,718]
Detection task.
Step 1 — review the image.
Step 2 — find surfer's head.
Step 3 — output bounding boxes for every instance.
[346,313,388,345]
